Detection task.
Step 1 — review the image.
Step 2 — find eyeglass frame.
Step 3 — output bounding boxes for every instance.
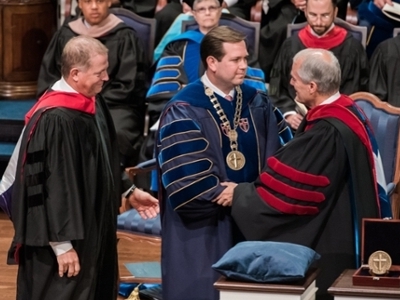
[192,5,221,14]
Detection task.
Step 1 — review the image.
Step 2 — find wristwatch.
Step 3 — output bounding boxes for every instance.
[125,184,137,199]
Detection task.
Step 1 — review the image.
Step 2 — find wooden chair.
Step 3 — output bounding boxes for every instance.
[287,17,368,48]
[110,7,156,63]
[182,13,261,58]
[350,92,400,219]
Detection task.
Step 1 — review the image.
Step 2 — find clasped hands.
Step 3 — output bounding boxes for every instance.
[212,182,238,207]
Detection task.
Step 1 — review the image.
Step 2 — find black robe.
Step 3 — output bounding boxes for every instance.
[369,35,400,107]
[11,93,121,300]
[37,18,147,166]
[259,0,301,83]
[269,32,368,115]
[231,96,380,300]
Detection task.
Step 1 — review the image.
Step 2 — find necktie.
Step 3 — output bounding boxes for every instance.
[225,95,233,101]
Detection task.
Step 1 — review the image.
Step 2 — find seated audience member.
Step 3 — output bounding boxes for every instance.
[222,48,390,300]
[36,0,148,167]
[154,0,258,45]
[156,25,286,300]
[269,0,368,130]
[357,0,400,58]
[369,33,400,106]
[258,0,350,82]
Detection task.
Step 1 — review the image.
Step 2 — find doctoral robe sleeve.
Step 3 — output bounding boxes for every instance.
[21,112,88,246]
[268,40,297,114]
[147,40,190,104]
[368,44,388,102]
[158,104,227,221]
[231,120,349,243]
[102,28,147,109]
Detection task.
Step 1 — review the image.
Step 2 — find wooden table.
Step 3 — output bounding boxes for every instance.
[328,269,400,300]
[214,268,319,300]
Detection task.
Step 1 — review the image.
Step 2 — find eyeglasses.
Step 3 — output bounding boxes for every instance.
[306,12,333,21]
[81,0,106,4]
[193,6,220,14]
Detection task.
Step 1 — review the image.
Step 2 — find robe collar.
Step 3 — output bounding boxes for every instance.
[201,73,235,99]
[298,24,347,50]
[68,13,122,38]
[306,94,370,151]
[25,83,95,124]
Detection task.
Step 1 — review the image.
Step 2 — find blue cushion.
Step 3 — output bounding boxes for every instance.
[117,209,161,236]
[212,241,320,283]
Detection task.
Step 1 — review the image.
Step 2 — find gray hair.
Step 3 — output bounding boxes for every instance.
[193,0,221,9]
[61,35,108,78]
[293,48,341,95]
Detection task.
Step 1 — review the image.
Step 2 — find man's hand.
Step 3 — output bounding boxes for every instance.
[291,0,306,10]
[57,248,80,278]
[285,113,304,130]
[212,182,238,207]
[374,0,393,9]
[128,189,159,219]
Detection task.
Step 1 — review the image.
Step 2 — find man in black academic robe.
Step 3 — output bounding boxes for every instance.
[11,36,159,300]
[37,0,147,167]
[219,49,383,300]
[269,0,368,131]
[368,35,400,106]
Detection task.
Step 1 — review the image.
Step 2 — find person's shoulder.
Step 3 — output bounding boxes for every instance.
[282,36,296,48]
[51,24,76,44]
[341,33,365,50]
[376,35,400,53]
[171,80,204,101]
[106,21,136,37]
[240,83,269,106]
[164,38,188,52]
[164,31,202,49]
[41,106,87,120]
[281,36,300,58]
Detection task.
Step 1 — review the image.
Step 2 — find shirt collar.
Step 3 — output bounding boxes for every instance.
[320,91,341,105]
[51,77,79,93]
[201,73,235,99]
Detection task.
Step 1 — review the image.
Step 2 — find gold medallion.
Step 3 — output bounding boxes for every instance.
[226,150,246,170]
[205,87,214,96]
[368,250,392,275]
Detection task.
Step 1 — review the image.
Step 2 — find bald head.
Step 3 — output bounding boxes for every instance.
[292,48,341,95]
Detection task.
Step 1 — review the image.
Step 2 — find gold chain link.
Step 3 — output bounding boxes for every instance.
[204,85,243,152]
